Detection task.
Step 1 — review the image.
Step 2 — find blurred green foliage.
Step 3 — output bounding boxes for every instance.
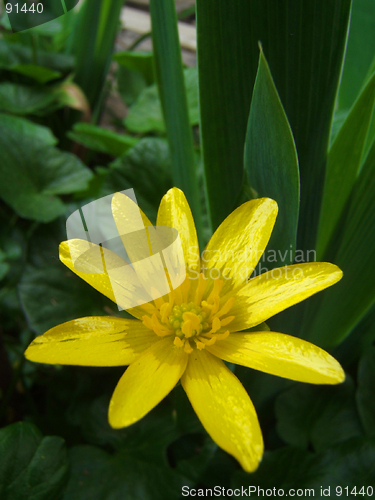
[1,0,375,497]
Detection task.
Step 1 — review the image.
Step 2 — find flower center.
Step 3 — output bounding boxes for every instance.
[168,303,209,339]
[141,273,235,354]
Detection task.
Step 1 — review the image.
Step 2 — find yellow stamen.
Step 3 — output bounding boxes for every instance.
[220,315,235,327]
[153,294,165,310]
[194,273,208,306]
[174,336,184,348]
[215,297,235,318]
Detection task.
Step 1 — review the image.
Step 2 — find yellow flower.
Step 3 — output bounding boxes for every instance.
[25,188,344,472]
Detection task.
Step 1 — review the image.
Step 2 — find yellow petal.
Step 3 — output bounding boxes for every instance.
[207,332,345,384]
[181,350,263,472]
[227,263,343,331]
[59,239,151,320]
[202,198,277,290]
[157,187,200,275]
[111,192,153,264]
[108,337,188,428]
[25,317,157,366]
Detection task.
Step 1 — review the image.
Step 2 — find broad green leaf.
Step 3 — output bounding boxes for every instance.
[0,83,57,115]
[244,49,299,268]
[317,72,375,257]
[149,0,202,239]
[18,263,112,335]
[114,51,154,85]
[10,64,61,83]
[357,346,375,437]
[125,68,199,134]
[0,113,57,146]
[0,40,74,73]
[100,138,172,223]
[307,138,375,346]
[196,0,351,250]
[338,0,375,110]
[232,438,375,494]
[0,124,93,222]
[275,378,363,452]
[0,422,69,500]
[67,123,139,157]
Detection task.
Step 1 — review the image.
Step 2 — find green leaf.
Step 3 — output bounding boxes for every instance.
[196,0,351,250]
[0,113,57,146]
[357,346,375,437]
[317,72,375,257]
[307,138,375,346]
[0,123,93,222]
[10,64,62,84]
[80,395,180,457]
[149,0,202,238]
[100,138,173,224]
[244,48,299,267]
[275,378,363,452]
[338,0,375,110]
[114,51,154,85]
[64,398,193,500]
[0,422,69,500]
[125,67,199,134]
[67,123,139,157]
[64,444,191,500]
[0,83,57,115]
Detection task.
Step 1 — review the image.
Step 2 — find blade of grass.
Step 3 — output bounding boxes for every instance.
[307,137,375,347]
[149,0,203,241]
[317,72,375,258]
[69,0,125,117]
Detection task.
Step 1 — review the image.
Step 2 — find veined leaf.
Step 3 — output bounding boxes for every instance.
[0,113,57,146]
[244,48,299,268]
[0,422,69,500]
[0,83,57,115]
[317,72,375,258]
[0,123,92,222]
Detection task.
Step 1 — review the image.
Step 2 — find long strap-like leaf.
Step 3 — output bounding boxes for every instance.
[149,0,203,241]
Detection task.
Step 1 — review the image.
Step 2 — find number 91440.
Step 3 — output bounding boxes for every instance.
[6,3,44,13]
